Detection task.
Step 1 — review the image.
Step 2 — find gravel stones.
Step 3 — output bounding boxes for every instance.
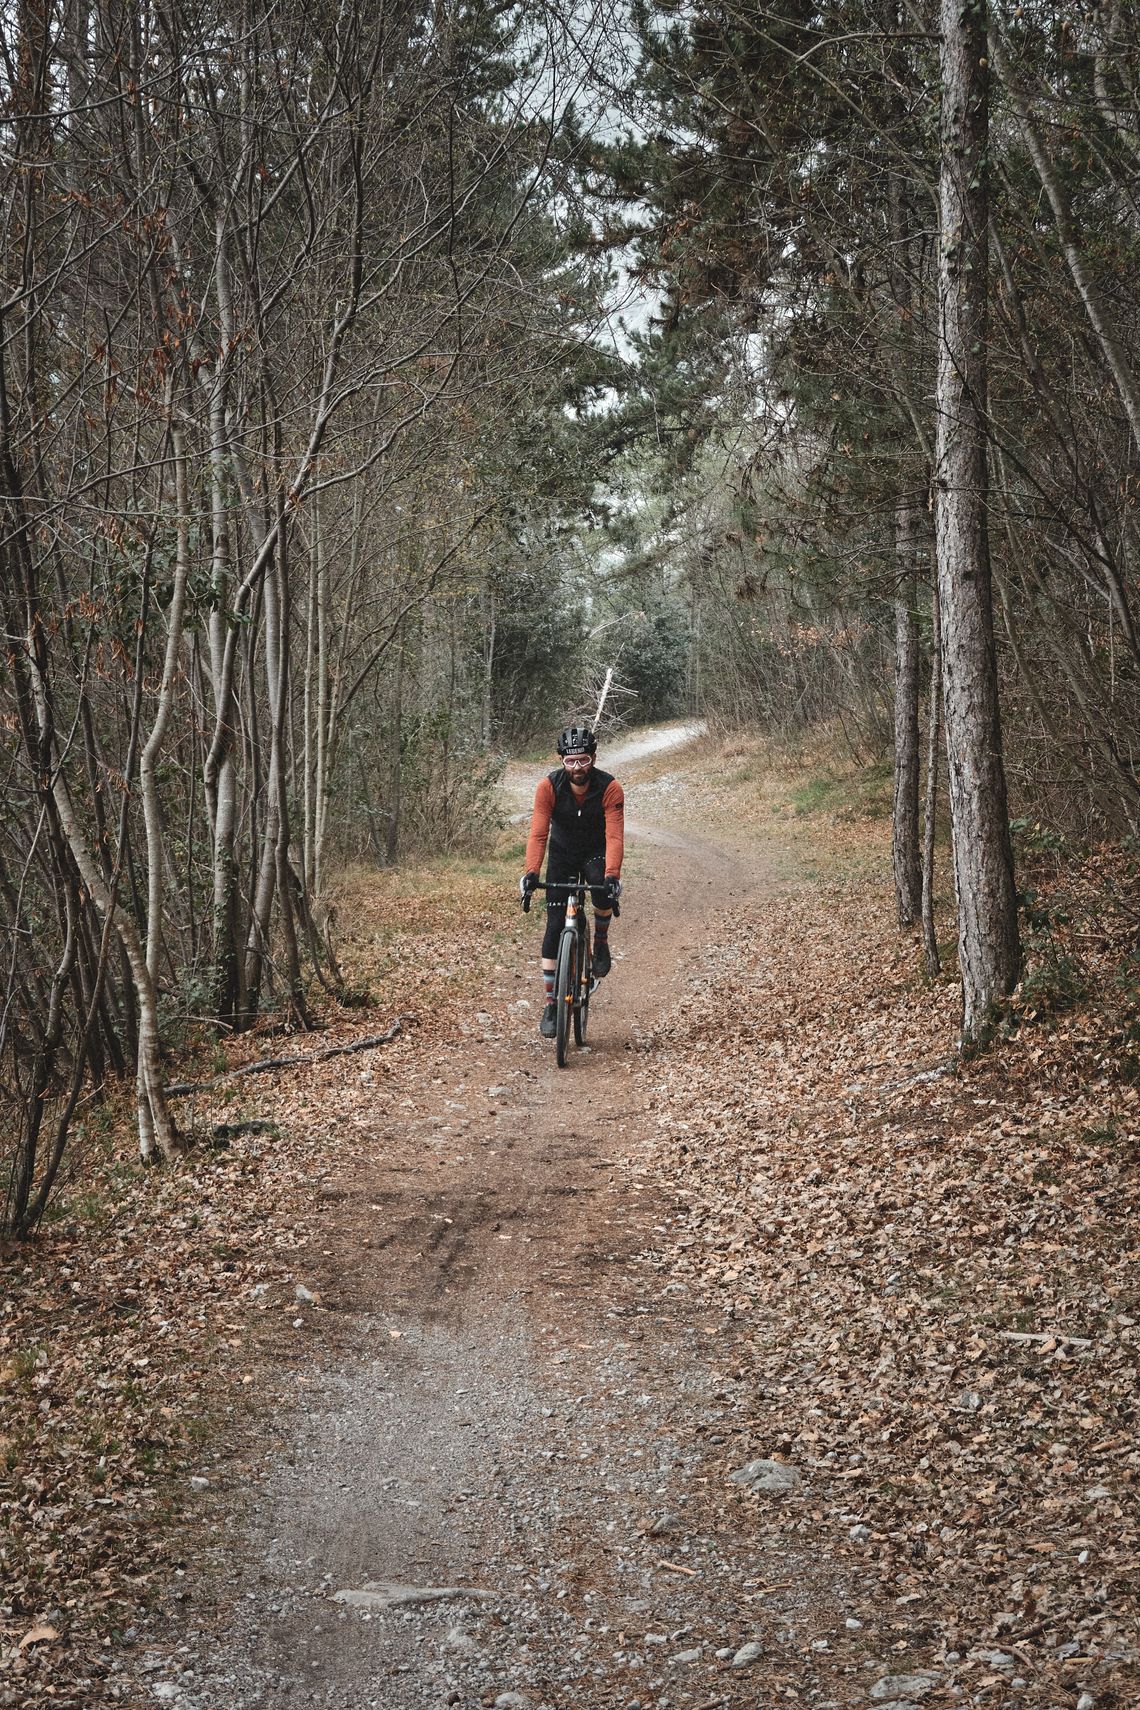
[729,1458,802,1494]
[732,1640,764,1667]
[869,1673,939,1702]
[443,1626,480,1655]
[331,1582,499,1612]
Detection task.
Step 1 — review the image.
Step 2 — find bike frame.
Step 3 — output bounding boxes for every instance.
[522,878,603,1064]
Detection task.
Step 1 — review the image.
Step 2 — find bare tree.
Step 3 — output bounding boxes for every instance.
[934,0,1019,1042]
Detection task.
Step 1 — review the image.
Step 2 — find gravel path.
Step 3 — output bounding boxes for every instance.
[129,758,865,1710]
[602,722,708,769]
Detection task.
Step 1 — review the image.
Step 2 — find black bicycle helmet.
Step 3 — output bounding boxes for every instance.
[556,724,598,756]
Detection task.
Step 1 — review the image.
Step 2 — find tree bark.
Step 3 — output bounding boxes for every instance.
[922,580,942,977]
[386,614,406,865]
[935,0,1019,1044]
[50,771,184,1159]
[203,218,243,1029]
[892,497,922,927]
[314,491,332,900]
[139,418,190,1140]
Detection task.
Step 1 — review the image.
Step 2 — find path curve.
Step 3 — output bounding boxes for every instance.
[602,719,708,769]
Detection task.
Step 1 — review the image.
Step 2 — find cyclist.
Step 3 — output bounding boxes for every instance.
[520,726,625,1038]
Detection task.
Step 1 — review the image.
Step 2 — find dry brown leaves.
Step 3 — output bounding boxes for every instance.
[634,814,1138,1708]
[0,863,507,1707]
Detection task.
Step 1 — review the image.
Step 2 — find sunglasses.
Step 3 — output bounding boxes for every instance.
[563,754,592,766]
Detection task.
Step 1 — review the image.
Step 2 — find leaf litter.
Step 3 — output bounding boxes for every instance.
[625,770,1138,1710]
[0,865,513,1706]
[2,755,1137,1710]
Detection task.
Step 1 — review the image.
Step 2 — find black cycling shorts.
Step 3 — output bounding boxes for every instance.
[541,851,609,959]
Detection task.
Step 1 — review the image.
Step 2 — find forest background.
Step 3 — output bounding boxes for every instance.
[2,0,1138,1227]
[3,4,1140,1705]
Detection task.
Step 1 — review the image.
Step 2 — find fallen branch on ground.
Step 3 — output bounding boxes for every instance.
[996,1328,1094,1349]
[166,1019,407,1098]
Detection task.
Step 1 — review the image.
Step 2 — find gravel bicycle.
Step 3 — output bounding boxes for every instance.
[522,879,618,1067]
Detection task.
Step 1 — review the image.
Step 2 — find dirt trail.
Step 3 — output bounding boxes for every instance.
[143,743,851,1710]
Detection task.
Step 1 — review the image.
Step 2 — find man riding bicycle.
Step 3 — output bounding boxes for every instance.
[520,726,625,1039]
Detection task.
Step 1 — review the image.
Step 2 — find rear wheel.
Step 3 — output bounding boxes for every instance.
[554,928,576,1067]
[574,923,591,1045]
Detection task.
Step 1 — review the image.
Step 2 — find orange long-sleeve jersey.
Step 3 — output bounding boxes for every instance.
[524,768,625,877]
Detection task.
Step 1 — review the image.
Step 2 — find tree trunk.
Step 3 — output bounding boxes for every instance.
[922,580,942,977]
[483,589,495,746]
[244,548,281,1020]
[302,513,317,894]
[314,491,332,899]
[139,419,190,1142]
[203,239,243,1029]
[50,771,183,1159]
[892,497,922,927]
[386,615,406,865]
[935,0,1019,1044]
[270,513,309,1026]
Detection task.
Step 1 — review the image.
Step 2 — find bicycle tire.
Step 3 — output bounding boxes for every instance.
[554,927,576,1067]
[574,922,591,1046]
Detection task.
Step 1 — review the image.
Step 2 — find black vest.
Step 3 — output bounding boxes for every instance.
[547,767,614,863]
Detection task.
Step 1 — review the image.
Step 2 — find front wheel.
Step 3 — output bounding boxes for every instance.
[574,924,591,1045]
[554,928,576,1067]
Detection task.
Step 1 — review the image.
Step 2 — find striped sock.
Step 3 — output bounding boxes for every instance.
[594,916,611,945]
[542,968,555,1002]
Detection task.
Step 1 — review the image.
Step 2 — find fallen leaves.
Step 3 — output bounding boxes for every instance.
[0,862,513,1705]
[18,1626,59,1649]
[631,814,1139,1710]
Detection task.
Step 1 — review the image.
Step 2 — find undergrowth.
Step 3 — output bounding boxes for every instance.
[1010,820,1140,1078]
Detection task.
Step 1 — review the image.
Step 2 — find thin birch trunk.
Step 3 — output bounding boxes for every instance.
[314,483,364,895]
[203,215,243,1028]
[137,418,191,1151]
[244,550,280,1019]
